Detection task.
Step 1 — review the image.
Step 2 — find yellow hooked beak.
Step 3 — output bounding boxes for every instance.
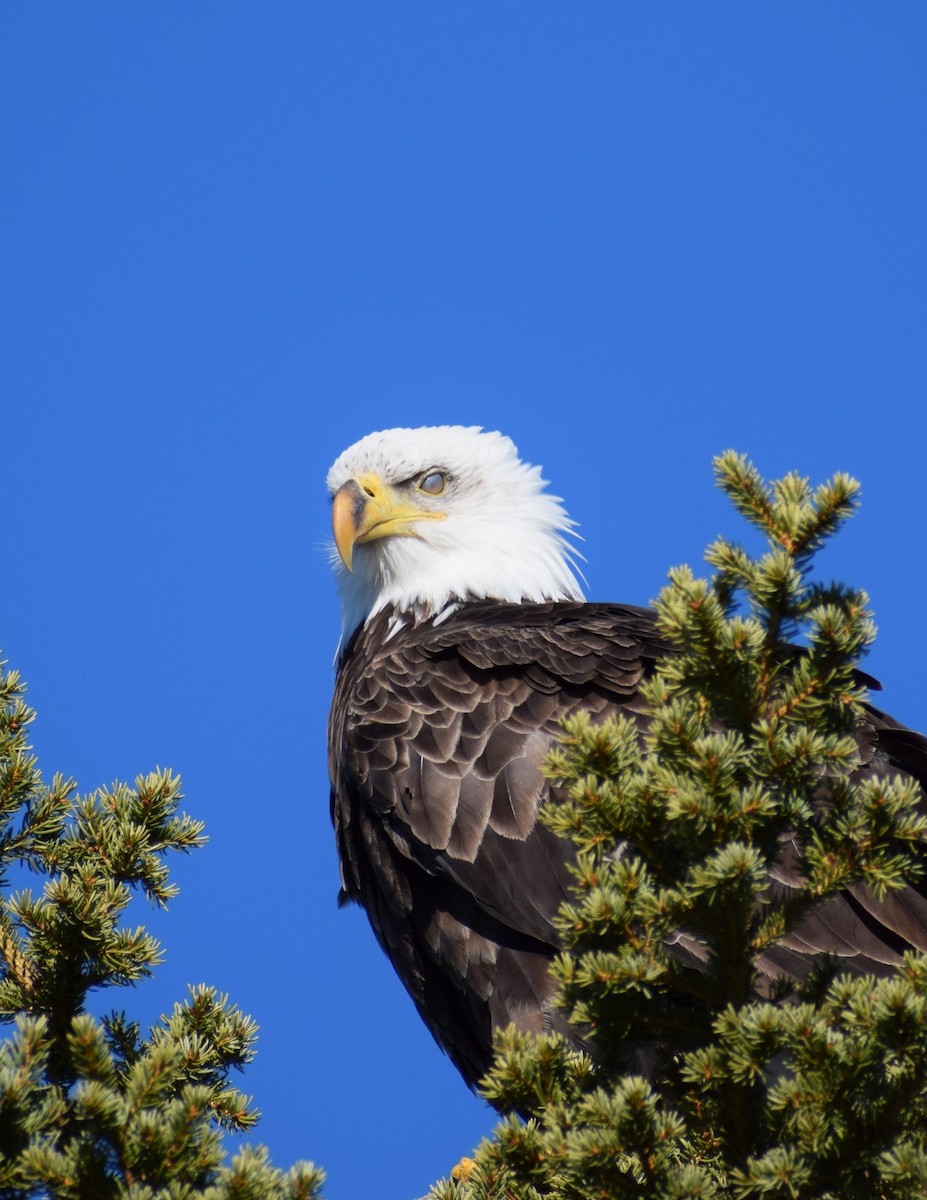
[332,473,446,571]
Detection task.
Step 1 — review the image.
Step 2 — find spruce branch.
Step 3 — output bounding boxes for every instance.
[0,655,323,1199]
[435,453,927,1200]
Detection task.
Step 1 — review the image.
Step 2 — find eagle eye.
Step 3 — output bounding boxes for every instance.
[418,471,446,496]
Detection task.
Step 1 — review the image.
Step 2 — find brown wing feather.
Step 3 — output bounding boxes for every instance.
[329,601,666,1083]
[328,600,927,1088]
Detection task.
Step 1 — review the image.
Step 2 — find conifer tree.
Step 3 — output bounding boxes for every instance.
[0,663,323,1198]
[433,453,927,1200]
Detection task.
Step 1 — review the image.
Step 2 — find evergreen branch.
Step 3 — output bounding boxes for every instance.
[0,654,323,1199]
[441,453,927,1200]
[713,453,782,546]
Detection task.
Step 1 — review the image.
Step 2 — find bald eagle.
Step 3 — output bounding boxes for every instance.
[326,425,927,1090]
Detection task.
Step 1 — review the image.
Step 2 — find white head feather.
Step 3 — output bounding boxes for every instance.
[327,425,584,644]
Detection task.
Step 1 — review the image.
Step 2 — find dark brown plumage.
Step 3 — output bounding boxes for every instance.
[328,598,927,1088]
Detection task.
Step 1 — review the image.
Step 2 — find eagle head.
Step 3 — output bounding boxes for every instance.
[327,425,584,642]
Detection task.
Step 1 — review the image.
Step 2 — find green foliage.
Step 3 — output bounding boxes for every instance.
[433,452,927,1200]
[0,663,323,1199]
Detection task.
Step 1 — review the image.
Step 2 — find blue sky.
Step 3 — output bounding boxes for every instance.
[2,5,926,1198]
